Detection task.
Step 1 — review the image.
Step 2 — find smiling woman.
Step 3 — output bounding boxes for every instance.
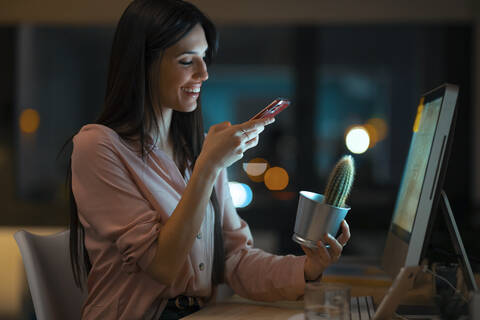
[63,0,350,319]
[153,23,209,114]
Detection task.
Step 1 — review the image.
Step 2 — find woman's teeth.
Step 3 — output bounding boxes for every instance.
[182,87,200,93]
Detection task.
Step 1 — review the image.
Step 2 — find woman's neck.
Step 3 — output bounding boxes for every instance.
[152,108,174,157]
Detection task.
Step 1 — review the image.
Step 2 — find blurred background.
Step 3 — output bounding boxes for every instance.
[1,0,480,318]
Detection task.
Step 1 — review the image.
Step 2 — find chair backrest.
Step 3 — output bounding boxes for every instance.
[14,229,87,320]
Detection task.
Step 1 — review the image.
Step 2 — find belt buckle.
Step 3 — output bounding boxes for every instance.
[173,295,203,310]
[174,296,186,310]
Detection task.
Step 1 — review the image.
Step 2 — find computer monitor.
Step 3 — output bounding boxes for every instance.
[381,84,476,291]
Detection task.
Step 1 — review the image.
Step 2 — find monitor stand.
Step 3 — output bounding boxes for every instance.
[396,190,477,318]
[439,190,478,292]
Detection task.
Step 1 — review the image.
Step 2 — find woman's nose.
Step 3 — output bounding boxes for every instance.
[194,60,208,81]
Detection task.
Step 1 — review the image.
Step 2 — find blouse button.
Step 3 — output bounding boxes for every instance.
[196,232,202,239]
[199,263,205,271]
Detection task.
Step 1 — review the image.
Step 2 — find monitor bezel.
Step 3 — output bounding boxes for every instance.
[381,83,459,277]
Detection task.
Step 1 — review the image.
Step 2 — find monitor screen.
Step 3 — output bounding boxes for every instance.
[382,84,458,278]
[391,96,443,240]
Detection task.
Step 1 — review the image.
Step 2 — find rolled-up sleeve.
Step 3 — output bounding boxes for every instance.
[218,170,307,302]
[72,128,161,273]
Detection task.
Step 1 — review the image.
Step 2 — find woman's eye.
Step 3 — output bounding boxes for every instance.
[179,60,192,65]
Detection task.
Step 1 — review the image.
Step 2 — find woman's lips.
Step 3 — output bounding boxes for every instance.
[181,87,201,98]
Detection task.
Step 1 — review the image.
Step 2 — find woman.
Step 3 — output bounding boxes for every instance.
[69,0,351,319]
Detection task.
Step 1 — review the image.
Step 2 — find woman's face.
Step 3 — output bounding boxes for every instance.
[155,23,209,113]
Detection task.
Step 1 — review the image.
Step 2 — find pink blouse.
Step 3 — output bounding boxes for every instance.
[71,124,307,319]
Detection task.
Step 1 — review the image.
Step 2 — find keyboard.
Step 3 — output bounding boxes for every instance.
[350,296,375,320]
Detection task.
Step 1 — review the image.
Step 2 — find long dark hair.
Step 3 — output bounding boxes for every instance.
[68,0,224,289]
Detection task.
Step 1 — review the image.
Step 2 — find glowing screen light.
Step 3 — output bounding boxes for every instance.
[228,182,253,208]
[345,126,370,154]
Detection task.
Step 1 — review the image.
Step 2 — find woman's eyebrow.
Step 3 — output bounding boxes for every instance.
[176,48,208,57]
[177,51,197,56]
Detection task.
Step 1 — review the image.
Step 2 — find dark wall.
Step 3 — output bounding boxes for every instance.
[0,24,475,262]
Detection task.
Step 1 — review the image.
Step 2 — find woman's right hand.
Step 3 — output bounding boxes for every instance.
[197,117,275,174]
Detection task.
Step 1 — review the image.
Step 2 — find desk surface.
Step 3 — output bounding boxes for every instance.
[184,299,303,320]
[185,294,396,320]
[184,271,436,320]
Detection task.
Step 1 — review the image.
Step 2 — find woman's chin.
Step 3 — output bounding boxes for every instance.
[177,103,198,113]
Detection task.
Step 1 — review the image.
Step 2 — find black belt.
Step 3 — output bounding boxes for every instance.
[159,296,203,320]
[166,295,203,310]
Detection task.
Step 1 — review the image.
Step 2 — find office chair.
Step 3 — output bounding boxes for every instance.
[14,229,87,320]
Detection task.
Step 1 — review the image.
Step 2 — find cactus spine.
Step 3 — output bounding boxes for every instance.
[323,155,355,208]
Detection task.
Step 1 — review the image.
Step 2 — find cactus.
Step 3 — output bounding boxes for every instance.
[323,155,355,208]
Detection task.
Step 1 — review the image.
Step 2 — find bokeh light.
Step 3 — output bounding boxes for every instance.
[264,167,289,191]
[345,126,370,154]
[366,118,388,141]
[19,108,40,134]
[243,158,269,182]
[363,123,378,147]
[228,182,253,208]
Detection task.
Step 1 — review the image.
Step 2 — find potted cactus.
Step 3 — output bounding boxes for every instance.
[323,155,355,208]
[292,155,355,248]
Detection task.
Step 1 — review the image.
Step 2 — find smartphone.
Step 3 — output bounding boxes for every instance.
[250,98,291,120]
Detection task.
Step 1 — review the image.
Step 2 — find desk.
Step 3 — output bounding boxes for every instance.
[184,272,436,320]
[183,298,303,320]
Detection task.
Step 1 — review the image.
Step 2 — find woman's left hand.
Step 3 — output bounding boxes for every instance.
[302,220,351,281]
